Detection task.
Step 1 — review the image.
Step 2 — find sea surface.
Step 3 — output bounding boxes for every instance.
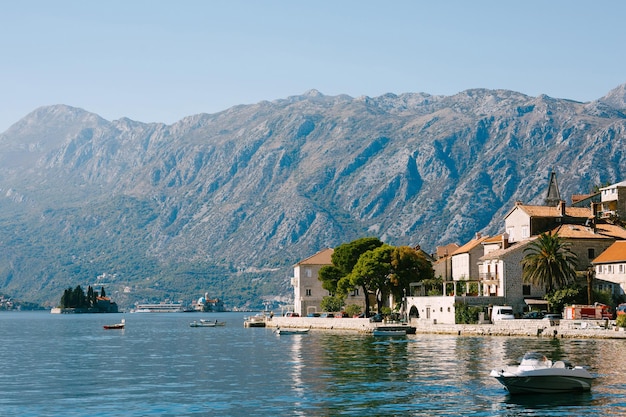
[1,311,625,416]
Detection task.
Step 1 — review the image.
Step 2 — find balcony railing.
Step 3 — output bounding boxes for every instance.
[479,272,499,280]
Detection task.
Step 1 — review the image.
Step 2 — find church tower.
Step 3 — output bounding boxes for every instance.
[544,170,561,206]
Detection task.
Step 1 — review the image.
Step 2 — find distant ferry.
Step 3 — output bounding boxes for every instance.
[131,303,184,313]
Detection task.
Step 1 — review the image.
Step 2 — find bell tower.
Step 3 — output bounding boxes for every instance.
[544,170,561,206]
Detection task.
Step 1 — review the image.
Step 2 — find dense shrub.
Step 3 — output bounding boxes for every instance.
[455,303,484,324]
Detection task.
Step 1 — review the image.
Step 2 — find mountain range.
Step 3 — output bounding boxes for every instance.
[1,84,625,309]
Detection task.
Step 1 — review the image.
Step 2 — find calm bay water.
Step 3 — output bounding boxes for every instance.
[1,311,625,416]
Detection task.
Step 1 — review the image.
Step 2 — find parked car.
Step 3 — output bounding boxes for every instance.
[334,312,349,318]
[618,304,626,316]
[369,313,383,323]
[491,306,515,321]
[522,311,544,319]
[320,313,335,318]
[306,312,320,317]
[543,313,562,321]
[285,312,299,317]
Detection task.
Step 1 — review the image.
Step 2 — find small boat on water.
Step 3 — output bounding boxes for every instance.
[103,319,125,330]
[244,313,267,327]
[190,320,217,327]
[490,352,595,394]
[276,328,309,335]
[200,319,226,326]
[372,329,406,337]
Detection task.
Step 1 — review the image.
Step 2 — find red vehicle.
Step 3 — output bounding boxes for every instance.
[564,304,613,320]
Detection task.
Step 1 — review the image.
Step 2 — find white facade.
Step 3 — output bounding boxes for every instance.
[291,248,366,316]
[593,241,626,296]
[451,235,488,281]
[292,248,333,316]
[505,206,531,243]
[599,181,626,219]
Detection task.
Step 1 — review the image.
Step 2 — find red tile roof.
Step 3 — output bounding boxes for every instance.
[592,241,626,264]
[296,248,333,266]
[517,204,592,218]
[452,235,490,255]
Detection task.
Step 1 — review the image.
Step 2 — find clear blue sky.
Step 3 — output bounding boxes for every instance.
[1,0,625,133]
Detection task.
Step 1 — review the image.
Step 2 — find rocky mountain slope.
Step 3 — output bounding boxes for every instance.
[1,85,625,308]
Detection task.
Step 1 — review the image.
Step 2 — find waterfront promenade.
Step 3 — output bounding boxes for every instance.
[269,316,626,339]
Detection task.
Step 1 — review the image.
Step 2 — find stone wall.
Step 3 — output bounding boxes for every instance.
[267,316,626,339]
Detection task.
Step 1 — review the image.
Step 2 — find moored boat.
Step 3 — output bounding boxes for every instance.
[189,320,216,327]
[276,328,309,335]
[372,329,406,337]
[374,325,416,334]
[244,313,267,327]
[200,319,226,326]
[490,352,595,394]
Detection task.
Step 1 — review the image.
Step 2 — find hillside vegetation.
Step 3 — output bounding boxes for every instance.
[1,85,625,308]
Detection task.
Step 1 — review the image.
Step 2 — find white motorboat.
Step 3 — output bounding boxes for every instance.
[275,328,309,335]
[490,352,595,394]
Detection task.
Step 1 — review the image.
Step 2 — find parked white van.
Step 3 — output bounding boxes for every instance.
[491,305,515,321]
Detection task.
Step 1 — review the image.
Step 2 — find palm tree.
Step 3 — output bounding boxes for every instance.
[521,232,578,293]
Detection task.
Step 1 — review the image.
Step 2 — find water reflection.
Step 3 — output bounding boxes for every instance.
[2,313,626,416]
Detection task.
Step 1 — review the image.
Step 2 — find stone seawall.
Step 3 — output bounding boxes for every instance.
[269,317,376,332]
[268,317,626,339]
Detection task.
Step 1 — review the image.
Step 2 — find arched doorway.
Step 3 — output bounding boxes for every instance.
[409,305,419,319]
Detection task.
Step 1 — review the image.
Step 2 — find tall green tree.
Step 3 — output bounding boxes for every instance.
[331,237,384,275]
[345,244,394,314]
[521,232,578,294]
[318,265,344,294]
[87,286,95,308]
[319,237,383,316]
[388,246,435,300]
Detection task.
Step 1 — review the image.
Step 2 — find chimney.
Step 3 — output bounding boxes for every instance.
[591,202,599,218]
[559,200,566,216]
[502,232,509,249]
[475,232,482,240]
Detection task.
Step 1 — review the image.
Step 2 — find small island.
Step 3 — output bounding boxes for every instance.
[50,285,118,314]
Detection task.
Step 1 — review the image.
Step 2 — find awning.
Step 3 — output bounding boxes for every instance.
[524,299,549,306]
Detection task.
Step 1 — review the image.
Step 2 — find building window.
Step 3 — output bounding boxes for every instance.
[588,248,595,259]
[351,289,359,296]
[608,265,613,273]
[305,289,312,296]
[620,264,624,273]
[521,226,529,239]
[305,268,312,278]
[522,285,531,296]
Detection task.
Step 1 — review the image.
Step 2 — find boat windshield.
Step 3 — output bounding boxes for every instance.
[522,352,548,362]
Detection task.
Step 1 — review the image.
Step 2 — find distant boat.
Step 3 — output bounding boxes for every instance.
[189,320,216,327]
[103,319,125,330]
[276,328,309,335]
[200,319,225,326]
[131,303,184,313]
